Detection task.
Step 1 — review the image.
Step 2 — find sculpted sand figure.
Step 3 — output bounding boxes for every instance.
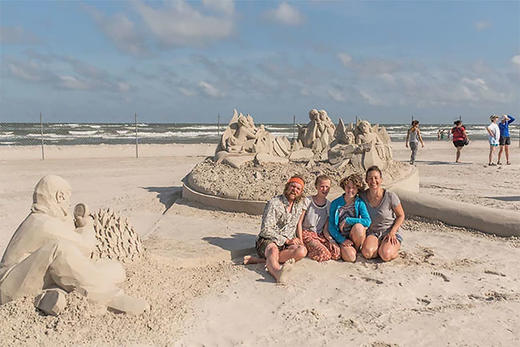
[354,120,393,168]
[226,114,259,153]
[299,109,319,148]
[316,109,335,152]
[0,175,148,314]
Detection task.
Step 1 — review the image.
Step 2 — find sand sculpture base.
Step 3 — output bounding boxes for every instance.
[183,158,419,215]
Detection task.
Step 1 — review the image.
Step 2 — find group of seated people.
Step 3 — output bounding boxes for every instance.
[244,165,405,283]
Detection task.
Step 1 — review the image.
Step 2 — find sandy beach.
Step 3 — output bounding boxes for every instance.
[1,140,519,346]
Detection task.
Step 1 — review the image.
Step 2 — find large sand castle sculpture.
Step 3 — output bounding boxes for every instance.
[0,175,148,315]
[213,108,393,171]
[185,109,414,212]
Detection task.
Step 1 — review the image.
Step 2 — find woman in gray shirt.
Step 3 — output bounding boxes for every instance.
[359,166,405,262]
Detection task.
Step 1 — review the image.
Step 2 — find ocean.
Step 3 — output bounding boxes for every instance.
[0,122,518,146]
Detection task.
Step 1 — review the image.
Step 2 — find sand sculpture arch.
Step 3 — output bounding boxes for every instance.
[184,110,418,214]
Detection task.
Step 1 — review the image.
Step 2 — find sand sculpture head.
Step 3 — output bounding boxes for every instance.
[238,115,249,127]
[309,109,319,121]
[32,175,72,218]
[358,120,371,134]
[318,110,328,121]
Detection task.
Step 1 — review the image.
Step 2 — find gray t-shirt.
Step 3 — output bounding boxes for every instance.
[302,197,330,234]
[360,190,401,235]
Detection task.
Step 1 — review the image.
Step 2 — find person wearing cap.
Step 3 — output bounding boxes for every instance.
[498,114,515,165]
[243,175,308,283]
[486,114,501,166]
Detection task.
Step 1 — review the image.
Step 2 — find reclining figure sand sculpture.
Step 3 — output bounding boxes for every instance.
[0,175,148,315]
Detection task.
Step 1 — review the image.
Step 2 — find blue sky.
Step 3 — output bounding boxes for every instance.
[1,0,519,124]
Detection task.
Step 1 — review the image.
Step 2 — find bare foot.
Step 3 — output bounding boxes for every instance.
[278,258,295,284]
[243,255,265,265]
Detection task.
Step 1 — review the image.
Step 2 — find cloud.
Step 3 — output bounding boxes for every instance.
[512,55,520,66]
[134,0,234,47]
[475,20,491,31]
[0,26,40,44]
[337,53,352,66]
[5,54,133,93]
[202,0,235,15]
[198,81,225,97]
[84,5,149,56]
[264,2,304,26]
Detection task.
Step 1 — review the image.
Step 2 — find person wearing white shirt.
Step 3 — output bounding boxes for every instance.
[486,114,500,166]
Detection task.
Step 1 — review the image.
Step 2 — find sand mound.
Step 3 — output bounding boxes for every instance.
[187,157,409,201]
[0,254,238,346]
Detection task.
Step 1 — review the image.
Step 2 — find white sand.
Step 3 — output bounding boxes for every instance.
[0,141,519,346]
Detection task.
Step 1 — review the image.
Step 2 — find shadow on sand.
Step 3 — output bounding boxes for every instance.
[142,186,182,213]
[485,196,520,202]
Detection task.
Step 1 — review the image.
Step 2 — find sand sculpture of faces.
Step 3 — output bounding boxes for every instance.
[297,109,336,154]
[0,175,148,315]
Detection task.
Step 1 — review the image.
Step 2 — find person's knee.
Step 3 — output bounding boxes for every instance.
[378,246,397,262]
[294,245,307,260]
[361,245,377,259]
[264,243,278,257]
[342,249,356,263]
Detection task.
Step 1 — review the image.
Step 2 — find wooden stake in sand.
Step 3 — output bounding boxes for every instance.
[135,113,139,159]
[40,112,45,160]
[292,114,296,141]
[217,113,220,138]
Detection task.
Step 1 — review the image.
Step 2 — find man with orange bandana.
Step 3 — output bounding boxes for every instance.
[244,175,308,283]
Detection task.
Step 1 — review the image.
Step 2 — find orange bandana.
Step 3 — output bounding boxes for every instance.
[287,177,305,188]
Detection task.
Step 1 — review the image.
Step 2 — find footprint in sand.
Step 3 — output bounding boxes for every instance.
[431,271,450,282]
[361,276,384,284]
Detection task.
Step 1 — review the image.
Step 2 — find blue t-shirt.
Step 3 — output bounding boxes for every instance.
[498,115,515,138]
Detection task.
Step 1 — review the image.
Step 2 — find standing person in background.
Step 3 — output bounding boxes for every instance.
[451,120,469,163]
[405,120,425,165]
[487,115,500,166]
[498,114,515,165]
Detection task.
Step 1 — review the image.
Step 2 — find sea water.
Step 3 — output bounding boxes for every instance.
[0,122,518,146]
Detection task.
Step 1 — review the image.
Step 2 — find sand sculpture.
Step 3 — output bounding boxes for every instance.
[295,109,336,159]
[90,208,144,262]
[214,108,393,170]
[184,109,409,209]
[0,175,148,315]
[215,109,292,168]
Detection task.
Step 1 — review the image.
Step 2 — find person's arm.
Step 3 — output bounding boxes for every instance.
[328,200,346,244]
[405,129,410,147]
[417,129,425,147]
[508,115,515,124]
[296,211,305,245]
[461,128,468,140]
[344,200,371,228]
[384,203,405,246]
[486,125,494,137]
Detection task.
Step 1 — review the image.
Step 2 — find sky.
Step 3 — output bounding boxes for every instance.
[1,0,519,124]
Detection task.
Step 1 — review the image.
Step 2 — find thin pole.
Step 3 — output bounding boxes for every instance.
[459,115,462,121]
[355,115,358,124]
[217,113,220,138]
[411,115,414,122]
[135,113,139,159]
[292,115,296,140]
[40,112,45,160]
